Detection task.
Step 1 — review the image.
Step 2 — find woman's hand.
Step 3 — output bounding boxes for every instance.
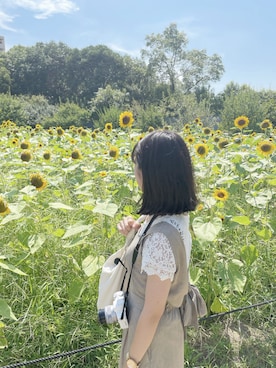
[117,216,141,236]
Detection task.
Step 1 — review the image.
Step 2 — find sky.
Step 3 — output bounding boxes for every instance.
[0,0,275,93]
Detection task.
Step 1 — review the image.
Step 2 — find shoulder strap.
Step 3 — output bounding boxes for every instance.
[125,215,158,295]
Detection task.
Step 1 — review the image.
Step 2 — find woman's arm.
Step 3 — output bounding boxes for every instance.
[126,275,171,367]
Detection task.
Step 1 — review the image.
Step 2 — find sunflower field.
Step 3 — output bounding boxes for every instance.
[0,113,275,367]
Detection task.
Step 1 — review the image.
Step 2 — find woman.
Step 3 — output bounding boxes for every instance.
[117,130,197,368]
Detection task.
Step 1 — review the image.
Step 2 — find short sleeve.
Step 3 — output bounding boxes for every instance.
[141,232,176,281]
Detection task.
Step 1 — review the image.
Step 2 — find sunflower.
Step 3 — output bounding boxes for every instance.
[43,150,51,160]
[185,135,195,144]
[99,171,107,177]
[48,128,54,135]
[260,119,273,130]
[77,127,83,134]
[203,127,212,135]
[38,142,43,148]
[256,141,275,156]
[105,122,113,132]
[119,111,134,129]
[194,143,209,158]
[21,150,32,162]
[194,118,201,124]
[234,115,249,130]
[0,196,11,216]
[163,125,170,130]
[80,129,88,137]
[109,146,119,159]
[218,139,229,149]
[57,127,65,136]
[91,132,97,139]
[213,188,229,201]
[213,136,220,143]
[30,173,47,191]
[20,140,31,149]
[71,149,82,159]
[196,203,204,211]
[183,124,190,132]
[137,134,144,141]
[11,138,19,146]
[148,126,154,132]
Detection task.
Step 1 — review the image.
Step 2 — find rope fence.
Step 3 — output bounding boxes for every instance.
[1,297,275,368]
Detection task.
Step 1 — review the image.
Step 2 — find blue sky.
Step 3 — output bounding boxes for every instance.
[0,0,275,93]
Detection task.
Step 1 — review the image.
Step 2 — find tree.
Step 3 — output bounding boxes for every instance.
[141,23,224,94]
[221,85,267,131]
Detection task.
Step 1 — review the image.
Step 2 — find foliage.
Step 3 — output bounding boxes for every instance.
[141,23,224,94]
[220,85,268,131]
[42,102,92,129]
[0,93,27,124]
[0,114,275,367]
[89,85,130,121]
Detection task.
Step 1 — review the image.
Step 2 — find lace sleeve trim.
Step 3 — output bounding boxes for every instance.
[141,232,176,281]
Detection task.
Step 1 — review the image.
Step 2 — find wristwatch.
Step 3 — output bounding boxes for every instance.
[126,352,139,368]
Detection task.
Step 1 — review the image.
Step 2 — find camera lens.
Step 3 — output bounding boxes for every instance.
[98,305,117,325]
[98,309,107,324]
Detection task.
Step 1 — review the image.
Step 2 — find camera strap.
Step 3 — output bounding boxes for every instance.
[125,215,158,295]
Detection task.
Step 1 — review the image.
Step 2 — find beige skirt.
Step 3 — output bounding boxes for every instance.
[119,293,184,368]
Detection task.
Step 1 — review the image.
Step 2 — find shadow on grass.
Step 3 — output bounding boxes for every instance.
[184,318,275,368]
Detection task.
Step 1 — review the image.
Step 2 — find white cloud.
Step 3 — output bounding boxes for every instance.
[12,0,79,19]
[0,11,16,32]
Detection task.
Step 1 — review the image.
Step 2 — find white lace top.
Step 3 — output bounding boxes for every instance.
[138,214,192,282]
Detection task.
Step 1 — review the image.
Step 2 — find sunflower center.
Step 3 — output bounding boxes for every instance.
[262,122,269,129]
[217,192,225,198]
[197,146,206,155]
[122,116,130,125]
[0,200,8,213]
[261,144,271,152]
[31,176,44,188]
[109,149,117,157]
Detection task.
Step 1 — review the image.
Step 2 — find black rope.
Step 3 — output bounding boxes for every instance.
[199,297,276,321]
[1,297,275,368]
[0,340,121,368]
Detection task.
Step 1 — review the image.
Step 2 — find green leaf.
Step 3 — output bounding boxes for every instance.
[240,244,259,266]
[1,212,24,225]
[189,267,202,284]
[0,322,8,349]
[210,297,228,313]
[62,224,92,239]
[192,217,222,241]
[0,261,27,276]
[231,216,251,225]
[28,234,46,254]
[49,202,74,210]
[255,227,272,240]
[0,299,17,320]
[92,200,118,217]
[68,279,85,302]
[227,261,247,293]
[53,228,65,237]
[82,255,104,277]
[245,190,272,208]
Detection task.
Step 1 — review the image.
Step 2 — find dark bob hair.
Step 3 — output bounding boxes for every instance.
[132,130,198,215]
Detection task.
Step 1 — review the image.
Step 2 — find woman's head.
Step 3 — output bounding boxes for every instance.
[132,130,198,215]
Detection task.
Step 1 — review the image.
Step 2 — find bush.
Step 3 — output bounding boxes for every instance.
[42,102,91,129]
